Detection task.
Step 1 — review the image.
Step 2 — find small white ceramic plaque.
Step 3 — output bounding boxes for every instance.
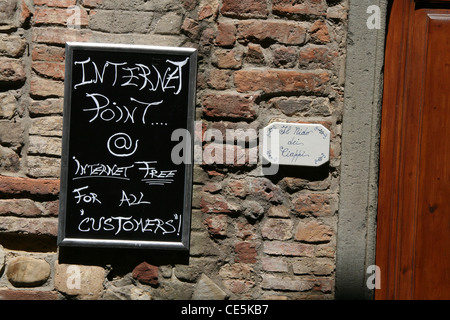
[262,122,330,166]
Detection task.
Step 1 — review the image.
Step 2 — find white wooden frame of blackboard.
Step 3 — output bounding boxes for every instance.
[57,42,197,250]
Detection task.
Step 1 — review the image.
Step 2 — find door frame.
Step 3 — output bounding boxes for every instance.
[336,0,450,300]
[375,0,450,299]
[335,0,389,299]
[375,0,416,300]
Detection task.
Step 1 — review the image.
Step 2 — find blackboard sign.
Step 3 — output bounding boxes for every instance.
[57,42,197,250]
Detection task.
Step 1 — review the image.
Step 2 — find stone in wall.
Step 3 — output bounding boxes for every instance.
[0,91,19,119]
[192,274,228,300]
[0,216,58,236]
[132,262,159,286]
[0,34,27,58]
[103,283,152,300]
[6,256,51,287]
[0,120,24,149]
[0,0,31,30]
[0,57,25,83]
[54,262,105,300]
[0,145,20,172]
[155,12,183,35]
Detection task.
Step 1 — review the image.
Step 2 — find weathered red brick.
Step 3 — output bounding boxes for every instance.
[200,193,239,214]
[213,48,243,69]
[204,214,228,236]
[235,221,257,240]
[132,262,158,286]
[219,263,255,280]
[272,0,327,17]
[202,143,254,167]
[33,0,77,7]
[225,179,249,198]
[237,20,307,45]
[202,181,222,193]
[316,243,336,258]
[261,218,293,240]
[246,177,283,203]
[261,275,315,292]
[32,27,91,45]
[30,76,64,98]
[0,289,59,300]
[32,61,65,80]
[234,69,329,94]
[215,22,236,47]
[299,45,338,69]
[261,257,289,272]
[181,18,200,39]
[235,242,257,263]
[292,258,335,276]
[295,220,333,243]
[224,279,255,294]
[32,44,65,62]
[20,0,32,25]
[221,0,269,18]
[310,20,331,43]
[198,4,217,20]
[280,174,331,192]
[263,240,314,257]
[207,121,258,145]
[33,7,88,26]
[292,193,333,217]
[0,175,59,196]
[225,177,283,203]
[202,93,257,121]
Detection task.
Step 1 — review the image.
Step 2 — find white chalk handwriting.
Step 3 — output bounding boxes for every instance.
[73,156,133,180]
[82,93,163,125]
[107,132,139,158]
[73,57,189,95]
[72,185,101,204]
[72,157,177,183]
[119,190,151,207]
[77,213,182,236]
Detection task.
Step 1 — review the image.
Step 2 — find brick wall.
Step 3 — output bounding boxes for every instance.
[0,0,348,300]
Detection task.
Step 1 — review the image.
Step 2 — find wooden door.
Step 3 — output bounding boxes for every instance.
[376,0,450,299]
